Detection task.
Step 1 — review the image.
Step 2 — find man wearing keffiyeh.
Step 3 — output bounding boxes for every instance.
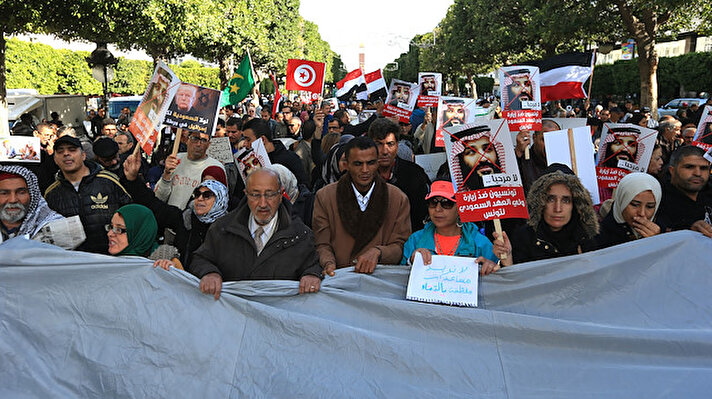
[0,165,64,243]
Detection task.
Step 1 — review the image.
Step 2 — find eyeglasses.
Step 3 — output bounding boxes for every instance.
[188,135,209,143]
[246,191,281,201]
[427,198,456,209]
[193,190,215,200]
[105,224,127,234]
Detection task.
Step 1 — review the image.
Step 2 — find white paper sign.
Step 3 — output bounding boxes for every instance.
[544,126,601,204]
[414,152,447,181]
[406,253,479,307]
[206,136,235,165]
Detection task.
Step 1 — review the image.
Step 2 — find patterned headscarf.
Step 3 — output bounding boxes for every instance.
[0,165,63,237]
[194,179,228,224]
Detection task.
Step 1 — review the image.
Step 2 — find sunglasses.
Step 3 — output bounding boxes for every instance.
[427,198,455,209]
[193,189,215,200]
[188,136,209,143]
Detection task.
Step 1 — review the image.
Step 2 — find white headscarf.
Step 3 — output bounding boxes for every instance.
[612,172,662,225]
[267,164,298,204]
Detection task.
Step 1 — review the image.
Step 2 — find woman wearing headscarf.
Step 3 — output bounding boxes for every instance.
[401,180,502,275]
[122,152,229,271]
[501,164,600,264]
[312,134,354,192]
[106,204,158,257]
[596,172,662,248]
[267,164,314,228]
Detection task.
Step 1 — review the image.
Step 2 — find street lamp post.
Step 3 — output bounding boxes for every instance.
[86,42,118,112]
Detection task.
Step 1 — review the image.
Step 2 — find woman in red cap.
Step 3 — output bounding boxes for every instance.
[401,179,504,275]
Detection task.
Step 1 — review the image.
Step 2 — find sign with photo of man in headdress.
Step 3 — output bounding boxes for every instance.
[693,105,712,150]
[596,123,658,201]
[443,120,528,222]
[163,83,222,137]
[434,97,490,148]
[417,72,442,108]
[383,79,420,123]
[129,61,181,155]
[499,66,542,132]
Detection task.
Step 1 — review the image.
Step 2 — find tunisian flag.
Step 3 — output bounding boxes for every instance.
[285,59,326,93]
[522,52,595,102]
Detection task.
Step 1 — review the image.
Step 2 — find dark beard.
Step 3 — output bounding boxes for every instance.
[603,149,635,168]
[460,160,500,191]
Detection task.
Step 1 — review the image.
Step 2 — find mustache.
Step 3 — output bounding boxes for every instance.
[0,202,28,223]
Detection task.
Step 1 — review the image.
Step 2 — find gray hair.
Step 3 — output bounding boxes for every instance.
[659,118,681,132]
[117,131,134,144]
[245,167,283,192]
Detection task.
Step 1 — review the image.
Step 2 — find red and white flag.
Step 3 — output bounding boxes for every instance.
[285,59,325,93]
[522,52,595,102]
[336,69,365,101]
[271,74,282,119]
[364,69,387,101]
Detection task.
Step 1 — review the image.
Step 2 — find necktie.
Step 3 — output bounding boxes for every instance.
[254,226,265,254]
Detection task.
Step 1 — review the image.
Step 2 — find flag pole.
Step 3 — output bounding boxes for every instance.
[586,49,597,100]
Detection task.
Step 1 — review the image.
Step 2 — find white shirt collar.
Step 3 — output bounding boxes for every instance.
[249,211,279,243]
[352,182,375,212]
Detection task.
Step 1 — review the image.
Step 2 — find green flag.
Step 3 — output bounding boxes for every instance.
[220,54,255,107]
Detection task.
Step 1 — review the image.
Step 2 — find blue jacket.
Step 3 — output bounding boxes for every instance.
[401,222,497,264]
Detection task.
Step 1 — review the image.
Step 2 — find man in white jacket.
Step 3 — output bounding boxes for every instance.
[155,131,225,209]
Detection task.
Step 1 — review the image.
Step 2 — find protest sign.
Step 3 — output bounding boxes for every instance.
[406,253,479,307]
[435,97,490,147]
[129,62,180,155]
[500,66,542,132]
[443,120,528,223]
[163,83,221,137]
[417,72,442,108]
[235,138,272,184]
[0,136,40,163]
[299,91,319,104]
[595,123,658,201]
[206,136,235,165]
[544,126,601,204]
[415,152,447,181]
[693,105,712,151]
[383,79,419,123]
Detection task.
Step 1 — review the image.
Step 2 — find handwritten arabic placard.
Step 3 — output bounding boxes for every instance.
[406,253,479,307]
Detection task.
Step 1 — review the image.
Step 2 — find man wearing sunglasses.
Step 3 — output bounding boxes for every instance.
[191,168,323,299]
[155,131,225,209]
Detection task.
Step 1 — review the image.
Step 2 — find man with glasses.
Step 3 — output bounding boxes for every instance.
[155,131,225,209]
[274,105,293,138]
[191,168,323,300]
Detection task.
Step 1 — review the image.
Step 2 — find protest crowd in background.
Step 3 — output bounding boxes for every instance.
[2,56,712,301]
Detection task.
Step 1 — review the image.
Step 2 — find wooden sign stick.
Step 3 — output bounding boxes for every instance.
[493,218,507,260]
[171,128,183,156]
[567,128,578,175]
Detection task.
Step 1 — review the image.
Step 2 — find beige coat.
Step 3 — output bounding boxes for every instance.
[313,182,411,268]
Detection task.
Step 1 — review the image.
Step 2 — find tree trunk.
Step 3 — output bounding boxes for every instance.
[0,31,8,137]
[637,39,658,119]
[453,76,461,97]
[219,56,231,90]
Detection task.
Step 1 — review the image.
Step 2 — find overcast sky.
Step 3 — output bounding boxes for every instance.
[300,0,454,73]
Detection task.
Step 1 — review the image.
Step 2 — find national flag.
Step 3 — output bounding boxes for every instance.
[271,74,282,119]
[286,59,326,93]
[220,52,256,107]
[364,69,387,102]
[336,69,366,101]
[520,52,595,102]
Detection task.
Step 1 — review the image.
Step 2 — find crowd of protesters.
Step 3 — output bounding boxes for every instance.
[2,92,711,299]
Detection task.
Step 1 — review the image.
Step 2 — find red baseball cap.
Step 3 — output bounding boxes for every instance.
[425,180,456,201]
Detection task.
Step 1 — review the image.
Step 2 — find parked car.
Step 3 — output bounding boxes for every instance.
[658,97,707,117]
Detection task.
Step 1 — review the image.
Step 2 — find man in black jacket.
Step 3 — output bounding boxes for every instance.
[241,118,309,186]
[190,169,323,300]
[368,118,430,231]
[656,146,712,237]
[44,136,131,253]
